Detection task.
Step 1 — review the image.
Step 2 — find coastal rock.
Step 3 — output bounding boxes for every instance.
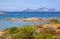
[43,24,60,28]
[0,30,3,36]
[5,17,42,21]
[23,17,41,21]
[5,17,56,22]
[0,12,5,14]
[5,18,26,21]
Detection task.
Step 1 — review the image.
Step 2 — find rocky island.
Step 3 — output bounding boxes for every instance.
[22,7,55,12]
[5,17,56,22]
[0,12,5,14]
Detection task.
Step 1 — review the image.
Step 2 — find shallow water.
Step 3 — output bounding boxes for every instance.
[0,12,60,29]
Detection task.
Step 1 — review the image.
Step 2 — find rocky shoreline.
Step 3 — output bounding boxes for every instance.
[5,17,57,21]
[0,12,5,14]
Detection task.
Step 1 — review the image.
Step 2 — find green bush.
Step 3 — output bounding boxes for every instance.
[43,34,55,39]
[4,26,36,39]
[33,33,43,39]
[2,26,57,39]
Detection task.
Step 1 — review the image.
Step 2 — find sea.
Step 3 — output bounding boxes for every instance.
[0,12,60,29]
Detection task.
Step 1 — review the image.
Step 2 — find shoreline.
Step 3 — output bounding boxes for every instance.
[0,12,5,14]
[5,17,58,21]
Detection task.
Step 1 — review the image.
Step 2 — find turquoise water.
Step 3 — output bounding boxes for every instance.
[0,12,60,29]
[0,12,60,19]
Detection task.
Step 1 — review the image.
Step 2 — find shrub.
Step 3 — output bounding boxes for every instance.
[4,26,36,39]
[43,34,55,39]
[33,33,43,39]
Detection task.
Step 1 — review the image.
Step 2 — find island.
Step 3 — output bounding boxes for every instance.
[5,17,57,21]
[22,7,55,12]
[0,12,5,14]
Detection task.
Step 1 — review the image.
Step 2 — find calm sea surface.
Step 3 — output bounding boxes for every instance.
[0,12,60,29]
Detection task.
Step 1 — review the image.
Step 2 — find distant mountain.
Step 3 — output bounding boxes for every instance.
[22,7,55,12]
[34,7,55,12]
[22,9,33,12]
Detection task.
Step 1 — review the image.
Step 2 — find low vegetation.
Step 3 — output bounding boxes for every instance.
[0,19,60,39]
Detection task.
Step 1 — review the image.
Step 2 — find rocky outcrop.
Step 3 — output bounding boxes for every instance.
[43,24,60,28]
[0,12,5,14]
[5,17,56,22]
[5,18,26,21]
[23,18,41,21]
[0,30,3,36]
[5,17,41,21]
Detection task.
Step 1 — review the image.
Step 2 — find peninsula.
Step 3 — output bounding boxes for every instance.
[5,17,56,21]
[0,12,5,14]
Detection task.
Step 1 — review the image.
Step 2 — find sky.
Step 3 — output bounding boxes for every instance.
[0,0,60,11]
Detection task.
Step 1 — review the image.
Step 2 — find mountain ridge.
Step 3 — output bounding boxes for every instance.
[22,7,55,12]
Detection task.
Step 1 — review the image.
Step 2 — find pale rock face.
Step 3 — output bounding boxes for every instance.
[26,18,41,21]
[0,31,3,36]
[43,24,60,28]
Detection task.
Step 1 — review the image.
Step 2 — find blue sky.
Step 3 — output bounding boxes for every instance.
[0,0,60,11]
